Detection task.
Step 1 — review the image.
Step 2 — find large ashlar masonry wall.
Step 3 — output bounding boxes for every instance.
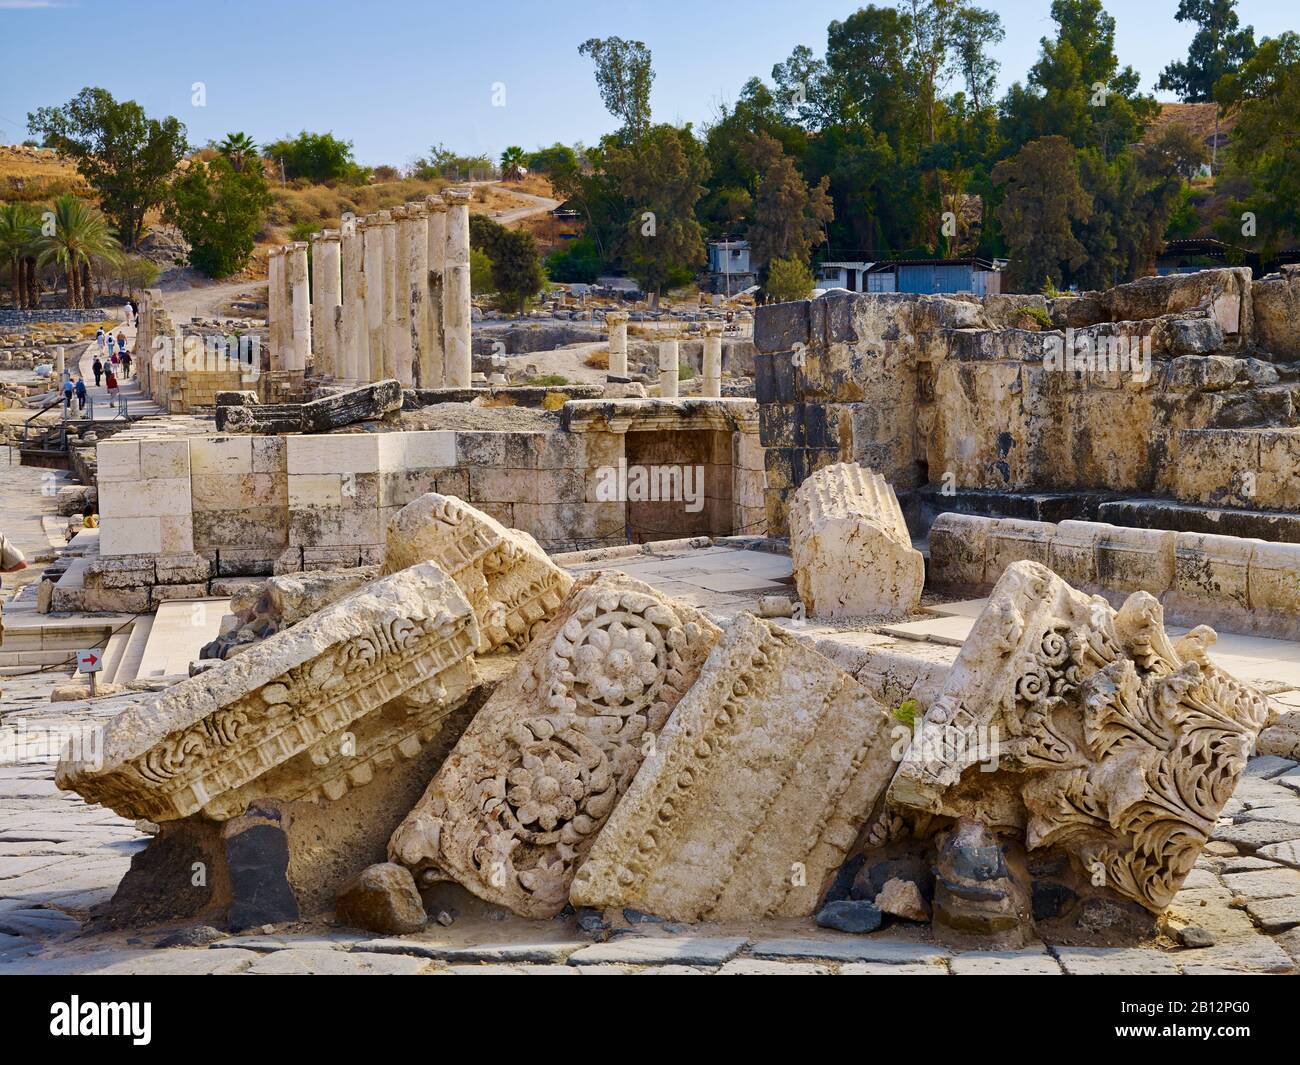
[132,289,249,413]
[95,409,765,581]
[262,191,471,388]
[753,266,1300,535]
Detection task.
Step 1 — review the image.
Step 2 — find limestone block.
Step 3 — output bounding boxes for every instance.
[57,562,481,822]
[1047,520,1101,590]
[388,573,723,917]
[1248,541,1300,618]
[155,553,212,586]
[983,518,1056,587]
[100,516,162,557]
[140,439,192,480]
[286,433,381,476]
[97,439,140,483]
[1094,525,1176,596]
[789,462,923,618]
[99,477,191,520]
[1169,531,1255,613]
[888,560,1270,914]
[570,613,898,921]
[189,436,254,476]
[928,513,995,593]
[383,493,573,654]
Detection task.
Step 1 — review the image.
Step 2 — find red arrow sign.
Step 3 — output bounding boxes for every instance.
[76,649,103,673]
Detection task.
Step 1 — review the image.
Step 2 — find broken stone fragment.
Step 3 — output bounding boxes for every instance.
[335,862,427,935]
[887,560,1271,917]
[569,613,899,921]
[383,493,574,655]
[930,818,1028,943]
[876,877,931,922]
[215,378,402,433]
[815,899,883,934]
[57,562,481,822]
[388,572,722,918]
[789,462,924,618]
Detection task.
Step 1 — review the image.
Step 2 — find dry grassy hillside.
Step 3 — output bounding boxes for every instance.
[0,145,90,204]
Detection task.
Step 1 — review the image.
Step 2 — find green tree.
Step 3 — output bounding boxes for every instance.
[167,155,271,278]
[545,237,603,284]
[526,143,579,174]
[500,146,526,181]
[742,133,834,268]
[993,136,1091,292]
[578,37,655,142]
[469,213,545,312]
[36,194,121,308]
[28,87,188,248]
[605,124,711,308]
[1158,0,1256,102]
[264,131,367,183]
[0,203,42,308]
[1215,33,1300,257]
[765,257,815,303]
[217,131,258,172]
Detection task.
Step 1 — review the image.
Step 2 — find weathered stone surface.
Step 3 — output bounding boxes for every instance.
[789,463,923,618]
[815,899,883,933]
[335,862,427,934]
[571,613,898,921]
[383,493,573,654]
[888,560,1271,915]
[389,573,722,917]
[876,876,931,922]
[215,379,403,433]
[58,562,481,822]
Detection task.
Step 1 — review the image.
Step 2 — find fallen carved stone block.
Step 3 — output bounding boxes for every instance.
[887,560,1271,917]
[789,462,923,618]
[388,572,722,917]
[58,562,480,822]
[569,612,899,921]
[215,379,403,433]
[384,493,574,655]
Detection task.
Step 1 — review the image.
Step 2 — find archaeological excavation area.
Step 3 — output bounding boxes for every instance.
[3,259,1300,981]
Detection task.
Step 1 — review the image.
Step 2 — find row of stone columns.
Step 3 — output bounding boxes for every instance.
[618,322,722,399]
[264,190,472,388]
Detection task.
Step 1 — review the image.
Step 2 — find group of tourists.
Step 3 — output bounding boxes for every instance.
[92,325,131,408]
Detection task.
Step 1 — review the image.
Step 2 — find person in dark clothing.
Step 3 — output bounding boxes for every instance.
[92,357,103,386]
[74,376,87,412]
[62,376,73,412]
[120,351,132,378]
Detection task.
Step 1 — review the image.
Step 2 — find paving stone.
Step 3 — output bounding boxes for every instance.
[565,936,748,967]
[1220,855,1284,873]
[1277,769,1300,794]
[750,937,950,965]
[244,948,431,975]
[0,906,80,938]
[1180,868,1220,889]
[0,947,261,975]
[634,964,711,974]
[1213,820,1300,850]
[838,962,948,975]
[357,939,586,964]
[442,964,577,975]
[1179,965,1263,975]
[1259,840,1300,869]
[950,951,1063,975]
[1221,867,1300,900]
[1244,896,1300,932]
[1244,755,1299,779]
[1235,804,1300,825]
[1274,927,1300,963]
[1052,947,1181,975]
[1171,937,1294,974]
[211,933,360,953]
[717,959,831,975]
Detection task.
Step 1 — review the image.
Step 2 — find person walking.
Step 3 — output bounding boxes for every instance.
[92,355,103,386]
[123,301,134,327]
[105,365,119,407]
[96,327,106,355]
[62,374,73,413]
[116,331,127,358]
[120,350,132,379]
[74,375,87,412]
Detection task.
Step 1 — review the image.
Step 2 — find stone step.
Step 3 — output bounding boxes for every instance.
[112,613,154,687]
[100,629,131,685]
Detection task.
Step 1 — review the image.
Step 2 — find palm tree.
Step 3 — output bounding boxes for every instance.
[0,204,42,308]
[500,146,526,182]
[36,195,122,309]
[218,132,258,173]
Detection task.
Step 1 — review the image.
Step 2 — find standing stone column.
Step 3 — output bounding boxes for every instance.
[266,247,284,371]
[701,321,723,398]
[442,188,472,388]
[381,210,400,382]
[659,340,680,399]
[287,242,312,374]
[341,216,367,384]
[404,202,429,387]
[424,195,447,389]
[313,229,342,380]
[362,214,387,383]
[389,206,413,386]
[606,311,629,378]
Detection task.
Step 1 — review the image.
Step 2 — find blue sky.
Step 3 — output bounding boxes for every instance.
[1,0,1296,166]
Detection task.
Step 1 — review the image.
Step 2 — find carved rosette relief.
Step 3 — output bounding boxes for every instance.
[57,563,481,822]
[887,561,1270,913]
[384,493,574,654]
[388,573,722,917]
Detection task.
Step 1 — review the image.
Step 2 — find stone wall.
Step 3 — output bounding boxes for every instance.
[929,512,1300,639]
[753,268,1299,536]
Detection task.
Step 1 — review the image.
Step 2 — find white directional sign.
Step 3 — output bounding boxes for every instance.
[76,649,103,674]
